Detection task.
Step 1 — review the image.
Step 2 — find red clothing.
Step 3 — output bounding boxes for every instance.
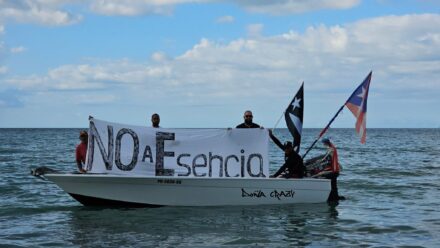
[76,142,87,165]
[323,143,340,173]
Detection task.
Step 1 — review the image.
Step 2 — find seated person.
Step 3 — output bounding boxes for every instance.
[269,130,304,178]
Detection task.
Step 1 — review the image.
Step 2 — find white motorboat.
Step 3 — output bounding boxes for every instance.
[44,173,331,207]
[35,117,332,207]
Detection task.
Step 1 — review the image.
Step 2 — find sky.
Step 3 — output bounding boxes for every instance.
[0,0,439,128]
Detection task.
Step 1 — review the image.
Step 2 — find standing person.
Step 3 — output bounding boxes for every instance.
[75,131,88,173]
[315,138,343,201]
[236,110,260,128]
[269,130,304,178]
[151,113,160,128]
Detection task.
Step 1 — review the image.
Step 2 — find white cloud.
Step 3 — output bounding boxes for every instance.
[235,0,360,15]
[10,46,26,53]
[5,14,440,106]
[0,0,361,24]
[151,52,169,62]
[6,60,173,91]
[0,24,4,34]
[0,0,81,26]
[88,0,361,16]
[88,0,210,16]
[216,15,235,24]
[247,24,264,37]
[89,1,168,16]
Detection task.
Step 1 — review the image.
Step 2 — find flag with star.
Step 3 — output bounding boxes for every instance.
[285,83,304,153]
[345,71,372,144]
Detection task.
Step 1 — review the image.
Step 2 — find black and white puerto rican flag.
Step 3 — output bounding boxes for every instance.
[284,83,304,153]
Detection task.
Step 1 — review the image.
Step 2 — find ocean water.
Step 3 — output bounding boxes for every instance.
[0,128,439,247]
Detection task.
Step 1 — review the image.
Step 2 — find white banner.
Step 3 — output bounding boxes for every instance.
[86,118,269,178]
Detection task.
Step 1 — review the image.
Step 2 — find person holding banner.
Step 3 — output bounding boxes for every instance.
[236,110,261,128]
[269,130,304,179]
[75,131,88,173]
[151,113,160,128]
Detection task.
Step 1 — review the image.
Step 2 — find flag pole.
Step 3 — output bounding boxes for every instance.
[272,81,304,130]
[272,112,284,130]
[302,104,345,159]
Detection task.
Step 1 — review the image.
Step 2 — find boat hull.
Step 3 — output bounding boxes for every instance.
[45,174,331,207]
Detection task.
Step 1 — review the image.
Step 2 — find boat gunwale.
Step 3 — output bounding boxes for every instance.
[44,173,330,183]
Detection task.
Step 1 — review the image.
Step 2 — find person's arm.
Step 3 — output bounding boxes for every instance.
[320,149,334,172]
[272,163,287,178]
[75,146,83,171]
[269,130,285,150]
[321,148,333,162]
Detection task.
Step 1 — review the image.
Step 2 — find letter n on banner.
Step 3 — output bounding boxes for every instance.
[86,119,114,171]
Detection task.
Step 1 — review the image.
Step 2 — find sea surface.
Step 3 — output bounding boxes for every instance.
[0,128,439,247]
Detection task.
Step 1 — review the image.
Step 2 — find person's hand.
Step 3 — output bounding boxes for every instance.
[260,126,264,129]
[268,129,273,135]
[227,127,232,130]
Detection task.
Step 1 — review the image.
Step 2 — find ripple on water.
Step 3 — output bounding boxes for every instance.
[0,128,440,247]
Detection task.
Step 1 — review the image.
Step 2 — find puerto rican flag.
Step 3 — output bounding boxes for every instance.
[285,83,304,152]
[345,71,372,144]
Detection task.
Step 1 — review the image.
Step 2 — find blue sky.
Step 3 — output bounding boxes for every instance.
[0,0,439,128]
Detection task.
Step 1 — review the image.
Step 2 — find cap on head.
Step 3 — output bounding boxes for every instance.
[321,138,331,145]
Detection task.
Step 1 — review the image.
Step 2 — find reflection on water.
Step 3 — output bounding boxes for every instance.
[64,204,337,247]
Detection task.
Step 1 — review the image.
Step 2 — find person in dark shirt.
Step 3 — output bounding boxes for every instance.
[236,110,261,128]
[151,113,160,128]
[75,131,88,173]
[269,130,304,178]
